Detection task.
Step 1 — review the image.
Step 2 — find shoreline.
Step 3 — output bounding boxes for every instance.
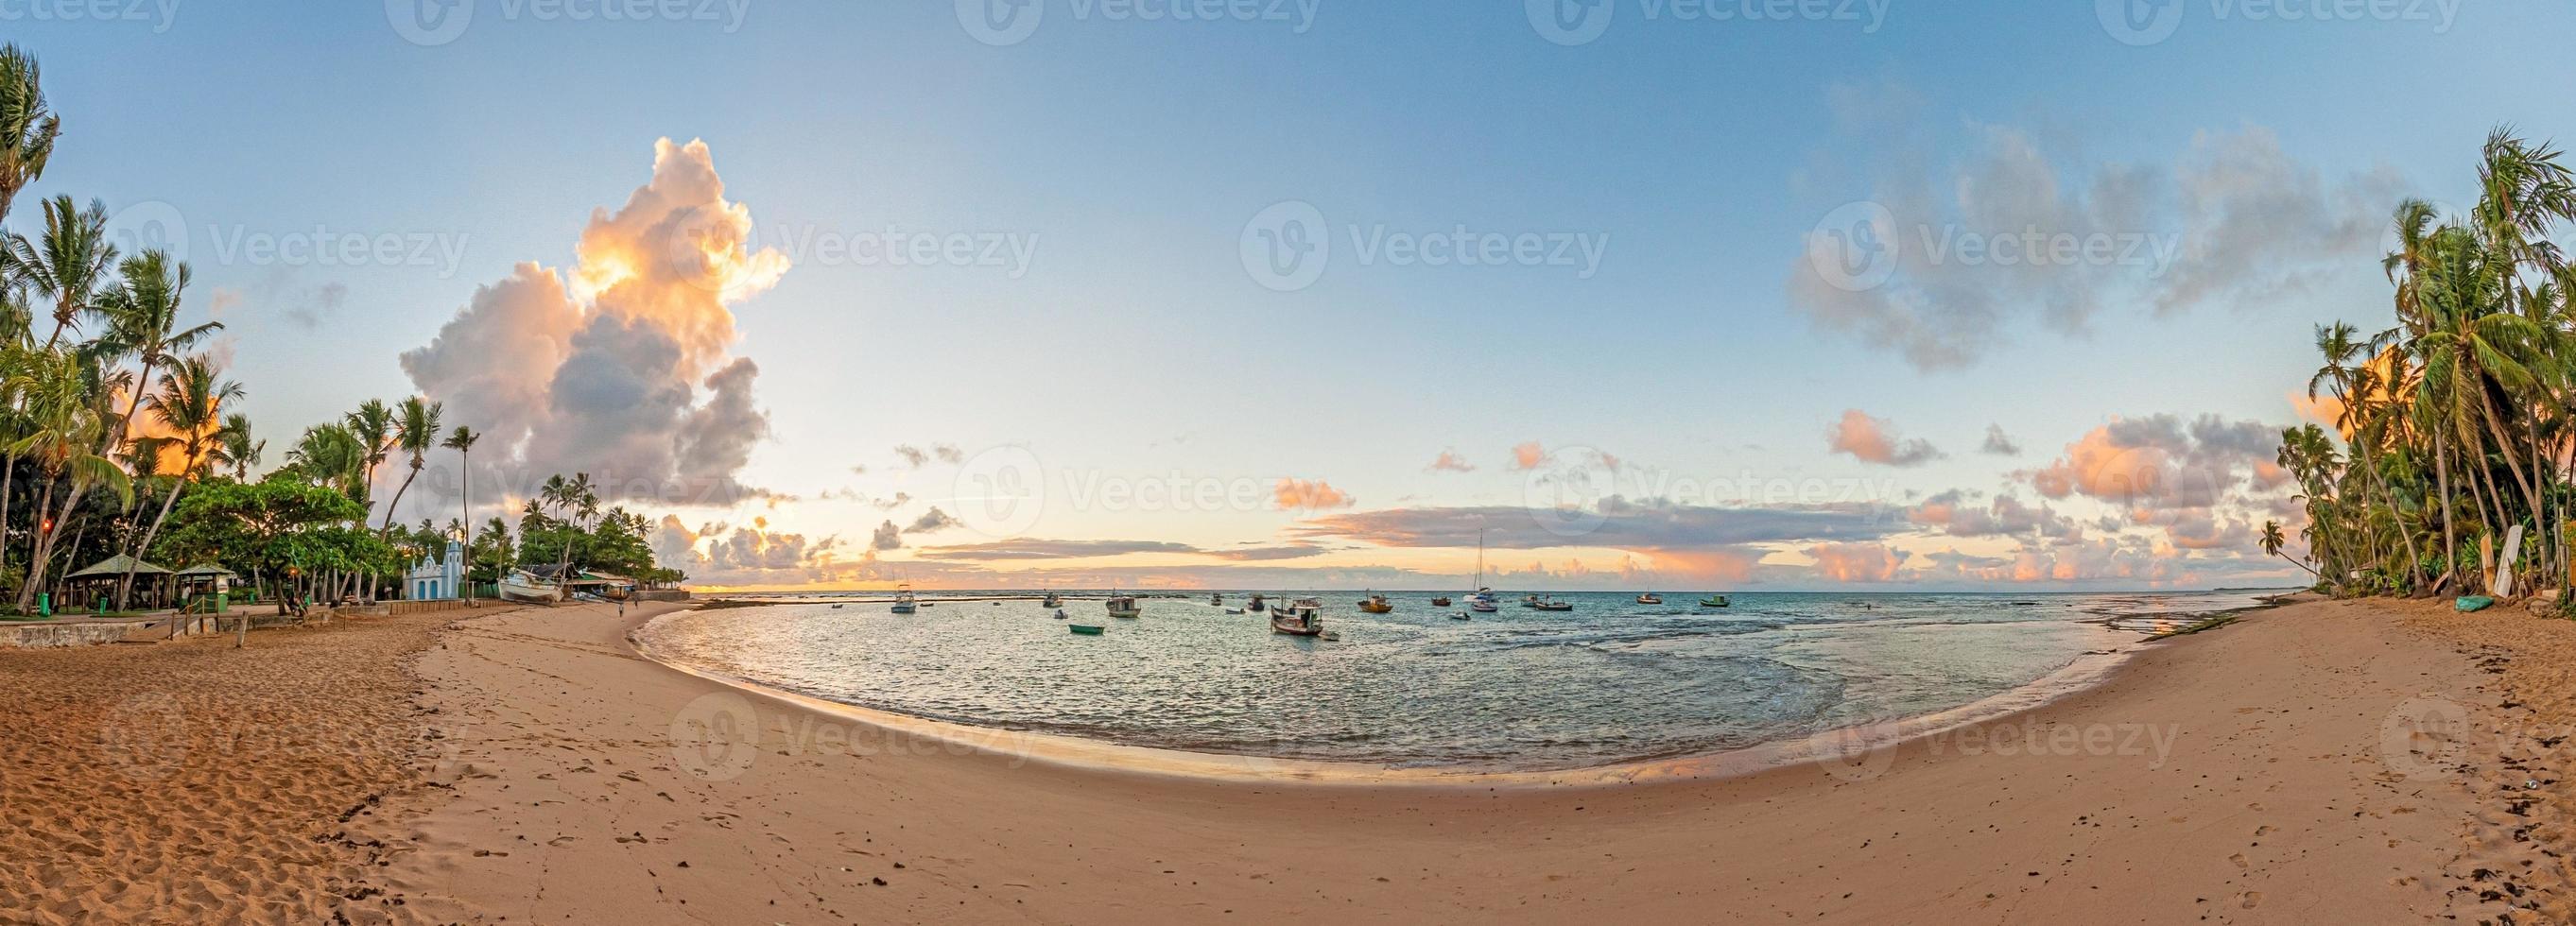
[631,607,2162,787]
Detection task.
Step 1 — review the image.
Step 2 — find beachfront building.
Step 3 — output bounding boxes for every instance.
[406,540,465,601]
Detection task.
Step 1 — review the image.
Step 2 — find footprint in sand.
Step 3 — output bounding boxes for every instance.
[2239,891,2263,909]
[2228,853,2249,869]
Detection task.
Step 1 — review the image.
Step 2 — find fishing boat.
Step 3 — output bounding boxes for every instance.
[1358,593,1393,614]
[1041,591,1063,609]
[1430,596,1452,607]
[1270,597,1325,636]
[1636,592,1663,605]
[1700,594,1731,609]
[890,583,918,614]
[1248,594,1267,613]
[1531,596,1574,612]
[1449,611,1471,621]
[1069,624,1105,636]
[1106,594,1142,619]
[499,568,562,604]
[1523,594,1542,607]
[1210,592,1225,606]
[1052,609,1068,620]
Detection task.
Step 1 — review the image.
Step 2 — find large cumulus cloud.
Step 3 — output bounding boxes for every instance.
[401,138,787,514]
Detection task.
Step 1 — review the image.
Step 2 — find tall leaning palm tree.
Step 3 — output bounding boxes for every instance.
[97,250,218,452]
[12,195,114,350]
[346,398,393,506]
[0,43,59,227]
[117,354,240,609]
[442,425,480,600]
[7,347,130,613]
[379,396,442,530]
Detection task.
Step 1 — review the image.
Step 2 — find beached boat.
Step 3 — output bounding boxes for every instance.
[1700,594,1731,609]
[891,583,918,614]
[1041,591,1063,609]
[499,569,562,604]
[1106,595,1142,619]
[1270,597,1324,636]
[1069,624,1105,636]
[1636,592,1663,605]
[1358,593,1393,614]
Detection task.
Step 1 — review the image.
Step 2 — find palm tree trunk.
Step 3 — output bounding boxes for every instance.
[116,479,188,609]
[14,479,55,613]
[2434,430,2459,587]
[381,463,421,531]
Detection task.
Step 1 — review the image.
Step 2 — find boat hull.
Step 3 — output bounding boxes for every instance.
[1069,625,1105,635]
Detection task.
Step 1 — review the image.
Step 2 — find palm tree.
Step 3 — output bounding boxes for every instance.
[2260,521,2316,578]
[6,346,130,612]
[214,412,261,481]
[12,195,115,350]
[116,354,239,608]
[442,425,479,600]
[379,396,442,530]
[285,422,368,500]
[0,43,59,226]
[95,250,218,453]
[344,398,395,503]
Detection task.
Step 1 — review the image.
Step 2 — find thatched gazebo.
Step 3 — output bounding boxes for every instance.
[61,555,173,613]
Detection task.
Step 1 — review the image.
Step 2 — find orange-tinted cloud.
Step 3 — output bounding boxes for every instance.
[1273,478,1356,510]
[1826,409,1943,467]
[1426,451,1475,473]
[1806,541,1907,582]
[1511,441,1547,470]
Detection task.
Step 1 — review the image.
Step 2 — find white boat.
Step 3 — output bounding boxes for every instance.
[499,568,561,604]
[1107,594,1142,619]
[891,583,918,614]
[1467,531,1500,612]
[1636,592,1663,605]
[1270,597,1324,636]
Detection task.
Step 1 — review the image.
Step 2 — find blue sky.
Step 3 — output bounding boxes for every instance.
[13,0,2567,589]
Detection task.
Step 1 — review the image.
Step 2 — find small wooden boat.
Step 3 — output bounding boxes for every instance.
[500,569,562,604]
[1041,592,1063,608]
[1430,597,1452,607]
[1106,595,1142,619]
[1531,596,1574,612]
[1248,594,1267,613]
[890,583,918,614]
[1069,624,1105,635]
[1358,593,1393,614]
[1700,594,1731,609]
[1052,609,1069,620]
[1635,592,1663,605]
[1225,608,1246,615]
[1448,611,1471,621]
[1210,593,1225,606]
[1271,597,1324,636]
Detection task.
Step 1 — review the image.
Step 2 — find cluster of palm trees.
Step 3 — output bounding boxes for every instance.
[2269,127,2576,600]
[0,43,264,613]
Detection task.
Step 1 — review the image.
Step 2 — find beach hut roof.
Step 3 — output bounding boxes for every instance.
[65,554,172,579]
[173,564,238,578]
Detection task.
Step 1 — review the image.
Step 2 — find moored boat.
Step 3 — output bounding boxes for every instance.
[1248,594,1267,612]
[1270,597,1324,636]
[1531,596,1573,612]
[1106,594,1142,619]
[1358,593,1393,614]
[890,583,918,614]
[1700,594,1731,609]
[1069,624,1105,635]
[1210,592,1224,606]
[1041,591,1063,609]
[1430,596,1452,607]
[1636,592,1663,605]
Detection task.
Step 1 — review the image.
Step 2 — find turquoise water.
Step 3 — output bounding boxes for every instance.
[635,590,2277,771]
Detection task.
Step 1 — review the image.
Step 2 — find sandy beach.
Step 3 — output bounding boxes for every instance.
[7,596,2570,924]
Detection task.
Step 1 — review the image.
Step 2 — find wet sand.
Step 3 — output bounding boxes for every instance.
[5,595,2565,923]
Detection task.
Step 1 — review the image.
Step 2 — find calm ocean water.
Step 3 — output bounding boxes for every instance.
[634,590,2280,771]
